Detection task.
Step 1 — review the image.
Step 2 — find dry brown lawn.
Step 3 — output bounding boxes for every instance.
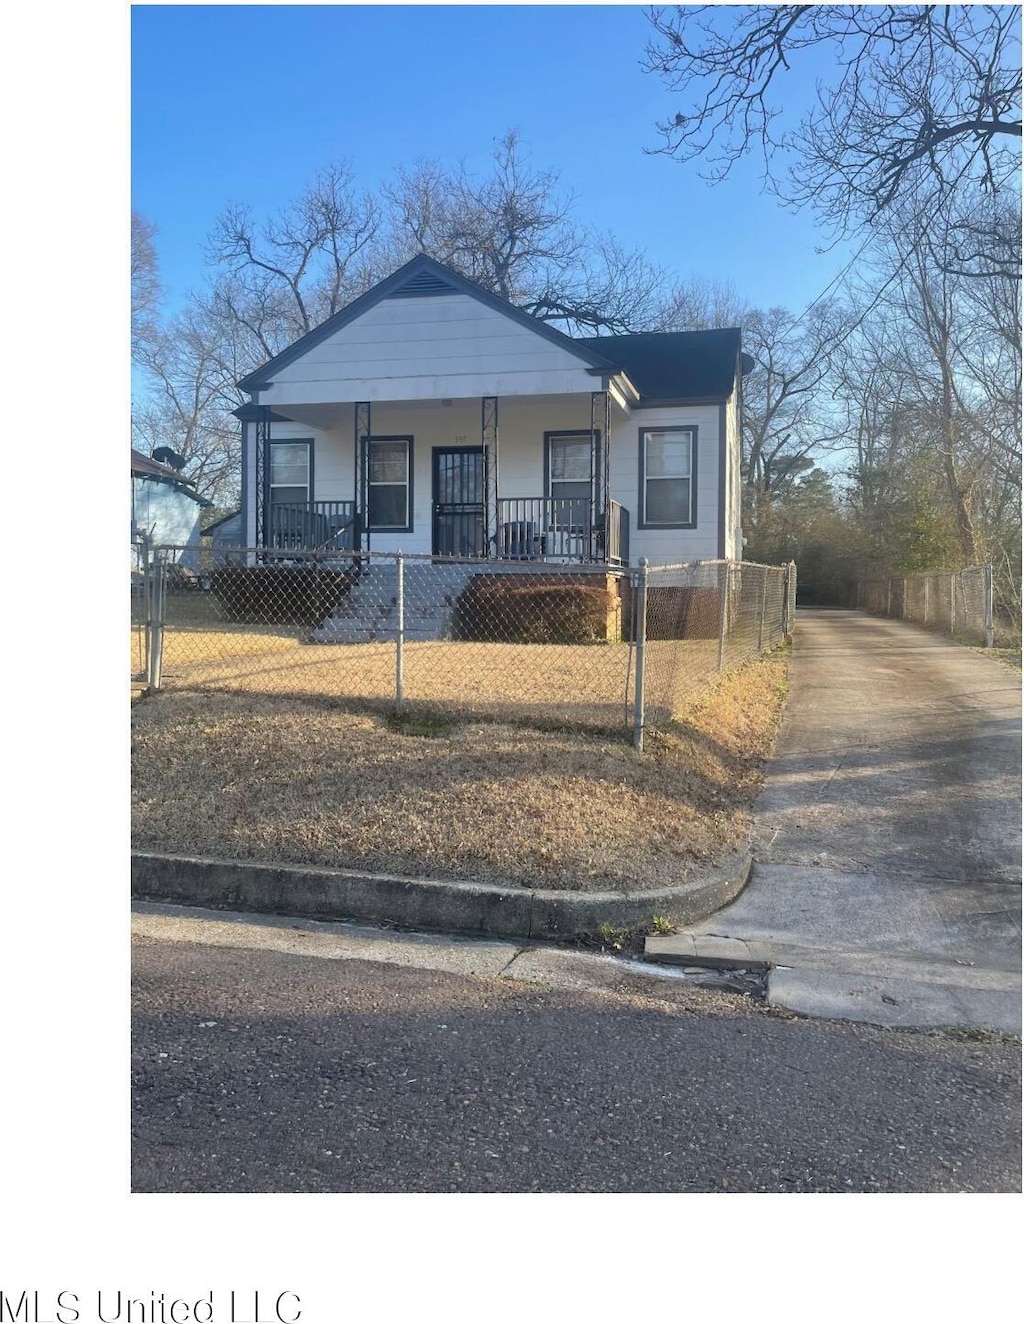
[153,592,726,732]
[132,648,789,892]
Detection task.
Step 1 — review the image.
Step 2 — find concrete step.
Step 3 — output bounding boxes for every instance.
[311,559,484,643]
[312,609,454,643]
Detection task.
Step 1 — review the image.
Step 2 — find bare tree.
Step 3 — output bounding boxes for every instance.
[741,302,851,516]
[384,132,666,333]
[832,195,1022,569]
[207,162,384,346]
[132,296,247,507]
[131,211,162,360]
[653,273,748,331]
[644,5,1022,261]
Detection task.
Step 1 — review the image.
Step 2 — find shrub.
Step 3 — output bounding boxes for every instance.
[453,575,613,644]
[209,564,355,626]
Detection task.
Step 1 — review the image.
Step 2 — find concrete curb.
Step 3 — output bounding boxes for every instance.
[131,849,753,941]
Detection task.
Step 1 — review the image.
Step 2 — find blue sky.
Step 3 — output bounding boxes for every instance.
[132,3,855,320]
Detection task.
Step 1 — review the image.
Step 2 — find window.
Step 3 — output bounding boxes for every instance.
[368,436,412,531]
[269,441,311,507]
[639,427,695,527]
[546,431,596,528]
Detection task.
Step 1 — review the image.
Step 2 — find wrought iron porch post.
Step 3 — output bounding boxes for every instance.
[255,403,271,549]
[482,396,499,557]
[355,402,371,552]
[591,389,609,560]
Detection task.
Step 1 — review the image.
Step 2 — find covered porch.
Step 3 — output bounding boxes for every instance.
[245,390,631,565]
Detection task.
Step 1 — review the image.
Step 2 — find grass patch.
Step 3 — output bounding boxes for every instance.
[132,649,790,893]
[986,646,1022,672]
[386,711,460,739]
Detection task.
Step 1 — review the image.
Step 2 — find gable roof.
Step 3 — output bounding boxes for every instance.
[237,253,616,394]
[575,329,748,404]
[235,254,749,406]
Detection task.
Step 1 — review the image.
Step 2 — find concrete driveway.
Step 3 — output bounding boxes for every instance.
[648,610,1022,1031]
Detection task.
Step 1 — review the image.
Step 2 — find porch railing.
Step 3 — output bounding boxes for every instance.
[496,498,629,565]
[605,499,629,567]
[269,500,358,552]
[497,497,594,561]
[264,496,628,564]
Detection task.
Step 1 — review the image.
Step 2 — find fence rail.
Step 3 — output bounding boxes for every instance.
[856,566,994,646]
[133,545,795,746]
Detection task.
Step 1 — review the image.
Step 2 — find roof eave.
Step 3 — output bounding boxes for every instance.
[633,393,733,408]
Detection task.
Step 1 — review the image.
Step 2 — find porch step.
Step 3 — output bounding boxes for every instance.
[311,560,478,643]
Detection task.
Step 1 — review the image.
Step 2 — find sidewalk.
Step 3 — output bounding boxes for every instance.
[646,610,1022,1032]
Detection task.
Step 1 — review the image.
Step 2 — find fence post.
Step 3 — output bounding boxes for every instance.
[147,550,166,692]
[395,551,405,711]
[924,576,930,625]
[903,578,908,620]
[787,561,797,638]
[983,562,994,648]
[757,566,767,653]
[716,562,729,671]
[886,578,892,617]
[950,575,956,635]
[632,558,648,752]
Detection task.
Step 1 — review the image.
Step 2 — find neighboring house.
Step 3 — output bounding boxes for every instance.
[131,448,211,560]
[235,254,752,567]
[202,508,244,563]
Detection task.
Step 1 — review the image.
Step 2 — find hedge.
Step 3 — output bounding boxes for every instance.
[453,575,614,644]
[209,565,355,626]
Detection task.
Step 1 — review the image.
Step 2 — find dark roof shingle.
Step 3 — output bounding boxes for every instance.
[575,328,744,403]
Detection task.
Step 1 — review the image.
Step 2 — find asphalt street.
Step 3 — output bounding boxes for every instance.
[131,929,1021,1193]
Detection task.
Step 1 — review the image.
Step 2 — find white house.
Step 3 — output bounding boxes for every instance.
[235,255,750,567]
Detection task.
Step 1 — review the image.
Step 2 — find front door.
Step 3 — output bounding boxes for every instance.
[432,447,486,557]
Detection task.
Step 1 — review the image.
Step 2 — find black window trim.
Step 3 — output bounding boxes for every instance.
[637,425,698,530]
[367,434,414,533]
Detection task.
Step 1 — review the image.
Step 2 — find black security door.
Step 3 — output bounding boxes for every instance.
[432,447,486,556]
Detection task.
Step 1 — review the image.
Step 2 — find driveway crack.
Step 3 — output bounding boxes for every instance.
[498,948,528,977]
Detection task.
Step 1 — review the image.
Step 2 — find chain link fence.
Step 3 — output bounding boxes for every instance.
[134,546,794,745]
[131,538,148,685]
[635,560,792,744]
[857,566,995,646]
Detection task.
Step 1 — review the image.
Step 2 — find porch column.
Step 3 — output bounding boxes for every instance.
[255,403,271,549]
[482,396,499,557]
[354,401,371,552]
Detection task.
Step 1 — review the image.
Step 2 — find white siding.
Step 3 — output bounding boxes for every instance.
[263,294,598,406]
[723,387,743,561]
[612,405,723,564]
